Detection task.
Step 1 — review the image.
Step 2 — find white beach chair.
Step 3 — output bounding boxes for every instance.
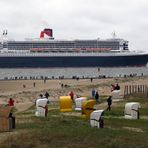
[74,97,87,111]
[35,98,48,117]
[124,102,141,119]
[90,110,104,128]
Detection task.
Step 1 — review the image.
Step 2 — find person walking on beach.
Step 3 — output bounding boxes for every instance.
[23,84,26,88]
[39,94,44,99]
[95,91,99,103]
[33,82,36,88]
[44,78,46,83]
[44,92,50,104]
[69,91,74,102]
[115,84,120,90]
[61,83,64,88]
[8,98,15,106]
[91,88,96,99]
[90,77,93,82]
[111,84,115,92]
[45,92,50,99]
[106,96,112,111]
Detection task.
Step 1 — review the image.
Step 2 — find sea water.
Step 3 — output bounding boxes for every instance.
[0,67,148,80]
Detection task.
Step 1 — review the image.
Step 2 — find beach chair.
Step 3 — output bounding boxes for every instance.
[124,102,141,119]
[81,99,95,119]
[0,106,15,132]
[90,110,104,128]
[35,98,48,117]
[60,96,72,112]
[75,97,87,111]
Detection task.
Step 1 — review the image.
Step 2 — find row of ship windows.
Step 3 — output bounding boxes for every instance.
[7,44,119,48]
[7,42,119,47]
[8,46,119,50]
[8,41,118,44]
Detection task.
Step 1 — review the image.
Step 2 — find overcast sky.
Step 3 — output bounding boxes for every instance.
[0,0,148,51]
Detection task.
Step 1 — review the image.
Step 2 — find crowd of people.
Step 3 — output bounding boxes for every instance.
[4,82,121,117]
[90,83,120,111]
[68,88,114,111]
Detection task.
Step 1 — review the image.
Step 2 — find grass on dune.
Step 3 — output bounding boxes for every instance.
[0,98,148,148]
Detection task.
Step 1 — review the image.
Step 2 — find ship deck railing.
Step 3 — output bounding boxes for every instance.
[0,50,146,57]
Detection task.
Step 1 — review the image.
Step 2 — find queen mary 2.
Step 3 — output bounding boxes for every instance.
[0,28,148,68]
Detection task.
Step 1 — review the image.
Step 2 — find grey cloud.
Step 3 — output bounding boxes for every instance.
[0,0,148,51]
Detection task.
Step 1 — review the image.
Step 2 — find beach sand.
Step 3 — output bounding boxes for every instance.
[0,76,148,112]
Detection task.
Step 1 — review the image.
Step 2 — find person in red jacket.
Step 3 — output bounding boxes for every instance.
[111,84,115,92]
[69,91,74,102]
[8,98,14,106]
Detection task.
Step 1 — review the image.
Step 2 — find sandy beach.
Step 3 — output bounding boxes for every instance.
[0,76,148,112]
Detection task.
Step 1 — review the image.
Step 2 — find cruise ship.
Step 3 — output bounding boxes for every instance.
[0,28,147,68]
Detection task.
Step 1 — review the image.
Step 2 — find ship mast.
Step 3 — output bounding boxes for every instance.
[0,30,8,50]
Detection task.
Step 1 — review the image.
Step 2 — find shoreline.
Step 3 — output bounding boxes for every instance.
[0,73,145,81]
[0,67,147,81]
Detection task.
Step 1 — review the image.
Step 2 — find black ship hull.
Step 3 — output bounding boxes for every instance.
[0,53,147,68]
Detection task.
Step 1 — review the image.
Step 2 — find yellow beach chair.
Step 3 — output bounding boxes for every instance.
[60,96,72,112]
[81,99,95,119]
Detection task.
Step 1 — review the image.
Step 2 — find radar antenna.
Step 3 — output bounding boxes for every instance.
[111,31,116,38]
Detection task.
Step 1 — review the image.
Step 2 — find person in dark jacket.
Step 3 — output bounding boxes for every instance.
[115,84,120,90]
[45,92,50,99]
[106,96,112,111]
[95,91,99,103]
